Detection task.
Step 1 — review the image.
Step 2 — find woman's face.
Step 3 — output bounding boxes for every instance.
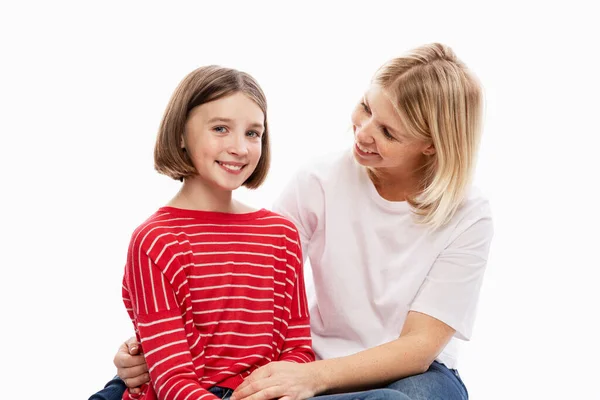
[351,84,434,179]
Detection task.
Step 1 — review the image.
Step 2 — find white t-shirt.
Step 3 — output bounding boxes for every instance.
[272,149,493,369]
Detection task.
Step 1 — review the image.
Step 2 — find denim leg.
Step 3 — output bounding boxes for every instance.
[88,375,127,400]
[314,388,411,400]
[385,362,468,400]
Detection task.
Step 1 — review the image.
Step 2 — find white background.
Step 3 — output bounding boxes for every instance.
[1,1,599,399]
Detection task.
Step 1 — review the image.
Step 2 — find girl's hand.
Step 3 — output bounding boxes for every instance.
[114,337,150,394]
[232,361,323,400]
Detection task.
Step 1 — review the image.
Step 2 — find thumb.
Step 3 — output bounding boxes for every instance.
[126,336,141,355]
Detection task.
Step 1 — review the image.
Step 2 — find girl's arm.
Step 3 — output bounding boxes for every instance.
[276,229,315,364]
[124,245,219,400]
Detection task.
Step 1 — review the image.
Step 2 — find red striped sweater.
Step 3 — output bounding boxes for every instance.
[122,207,315,400]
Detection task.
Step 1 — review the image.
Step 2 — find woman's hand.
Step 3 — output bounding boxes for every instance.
[113,337,150,394]
[232,361,324,400]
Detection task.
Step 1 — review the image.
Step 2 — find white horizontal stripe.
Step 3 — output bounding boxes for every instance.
[190,284,273,292]
[145,339,187,357]
[206,343,273,350]
[186,231,297,244]
[193,241,286,250]
[288,324,311,329]
[212,331,273,338]
[195,319,273,327]
[191,295,274,303]
[138,315,180,327]
[149,351,189,373]
[194,251,286,262]
[206,353,269,361]
[141,327,184,342]
[189,272,274,281]
[192,307,274,315]
[281,345,313,352]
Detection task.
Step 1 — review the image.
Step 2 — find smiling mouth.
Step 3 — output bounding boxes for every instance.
[216,161,246,174]
[355,142,379,155]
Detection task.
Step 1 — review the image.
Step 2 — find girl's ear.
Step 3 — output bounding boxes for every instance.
[180,135,185,149]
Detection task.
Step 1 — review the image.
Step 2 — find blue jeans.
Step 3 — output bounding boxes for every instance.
[314,361,468,400]
[89,362,467,400]
[88,379,234,400]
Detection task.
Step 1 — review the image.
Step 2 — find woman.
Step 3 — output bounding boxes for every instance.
[97,42,493,400]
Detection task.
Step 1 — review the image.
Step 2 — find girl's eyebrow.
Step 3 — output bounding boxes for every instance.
[207,117,234,124]
[206,117,264,130]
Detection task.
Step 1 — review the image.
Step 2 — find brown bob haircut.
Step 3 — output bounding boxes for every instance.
[154,65,270,189]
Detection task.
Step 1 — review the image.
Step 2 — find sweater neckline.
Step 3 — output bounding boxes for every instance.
[157,206,270,222]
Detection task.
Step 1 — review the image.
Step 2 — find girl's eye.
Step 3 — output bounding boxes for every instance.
[214,126,227,133]
[246,131,260,138]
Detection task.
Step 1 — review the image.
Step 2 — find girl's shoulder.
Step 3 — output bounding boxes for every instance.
[128,208,189,253]
[253,209,301,237]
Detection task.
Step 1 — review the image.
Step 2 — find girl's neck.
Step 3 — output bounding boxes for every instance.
[167,177,246,214]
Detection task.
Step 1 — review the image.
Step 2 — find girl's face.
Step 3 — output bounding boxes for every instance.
[351,84,434,178]
[182,92,265,192]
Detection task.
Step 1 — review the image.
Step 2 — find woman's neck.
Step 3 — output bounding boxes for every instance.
[367,167,422,202]
[167,177,238,213]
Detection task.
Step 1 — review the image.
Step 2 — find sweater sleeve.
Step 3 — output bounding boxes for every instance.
[123,239,219,400]
[277,229,316,364]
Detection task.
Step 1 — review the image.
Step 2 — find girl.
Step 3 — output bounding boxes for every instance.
[119,66,315,400]
[109,42,493,400]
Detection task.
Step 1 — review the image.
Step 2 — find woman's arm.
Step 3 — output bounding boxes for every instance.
[114,337,148,393]
[232,311,454,400]
[233,211,493,400]
[316,311,455,392]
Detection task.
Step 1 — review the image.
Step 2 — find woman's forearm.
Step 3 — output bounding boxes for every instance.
[313,323,454,394]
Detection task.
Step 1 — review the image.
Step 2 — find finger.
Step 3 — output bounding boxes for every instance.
[116,354,147,369]
[242,365,272,386]
[232,377,276,400]
[126,337,141,355]
[122,373,150,389]
[239,386,284,400]
[118,363,149,380]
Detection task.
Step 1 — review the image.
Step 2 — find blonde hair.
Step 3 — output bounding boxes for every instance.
[373,43,483,229]
[154,65,270,189]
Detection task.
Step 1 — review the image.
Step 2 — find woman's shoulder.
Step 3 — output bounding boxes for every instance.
[458,187,493,220]
[290,148,357,188]
[441,186,494,241]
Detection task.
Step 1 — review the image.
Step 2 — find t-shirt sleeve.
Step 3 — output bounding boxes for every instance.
[409,206,494,341]
[272,169,324,262]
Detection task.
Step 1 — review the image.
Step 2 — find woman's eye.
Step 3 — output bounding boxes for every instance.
[214,126,227,133]
[382,127,395,140]
[246,131,260,138]
[360,102,370,114]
